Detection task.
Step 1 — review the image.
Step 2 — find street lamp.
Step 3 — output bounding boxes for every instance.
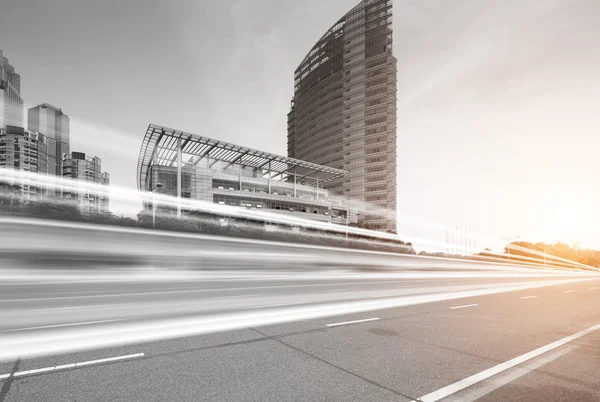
[438,226,459,255]
[346,212,359,241]
[152,183,163,229]
[501,235,520,261]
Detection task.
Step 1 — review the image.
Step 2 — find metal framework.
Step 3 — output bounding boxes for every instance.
[137,124,348,192]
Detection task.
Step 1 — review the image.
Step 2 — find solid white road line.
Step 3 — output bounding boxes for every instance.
[445,346,575,402]
[1,353,144,380]
[326,317,380,327]
[591,287,599,290]
[0,319,126,333]
[520,296,537,299]
[563,290,576,293]
[412,323,600,402]
[449,304,478,310]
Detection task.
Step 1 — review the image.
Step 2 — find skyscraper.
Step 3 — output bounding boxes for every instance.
[28,104,70,176]
[288,0,397,232]
[62,151,110,215]
[0,50,24,129]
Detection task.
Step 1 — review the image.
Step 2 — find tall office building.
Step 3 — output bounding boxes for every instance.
[28,103,70,176]
[62,151,110,215]
[0,50,24,129]
[287,0,397,232]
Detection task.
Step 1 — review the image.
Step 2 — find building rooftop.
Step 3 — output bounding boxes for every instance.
[137,124,348,192]
[34,103,64,113]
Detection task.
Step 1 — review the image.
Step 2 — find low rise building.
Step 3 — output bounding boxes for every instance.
[137,124,354,225]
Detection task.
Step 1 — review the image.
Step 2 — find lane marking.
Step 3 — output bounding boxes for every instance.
[591,287,598,290]
[412,323,600,402]
[446,346,575,402]
[450,304,478,310]
[520,296,537,299]
[326,317,380,327]
[0,319,126,333]
[563,290,576,293]
[2,353,144,380]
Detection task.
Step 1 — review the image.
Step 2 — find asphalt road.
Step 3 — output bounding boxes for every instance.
[1,270,599,401]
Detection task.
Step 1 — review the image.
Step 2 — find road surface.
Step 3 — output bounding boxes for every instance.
[1,269,599,401]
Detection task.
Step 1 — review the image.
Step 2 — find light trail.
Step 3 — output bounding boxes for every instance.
[0,277,595,361]
[0,217,595,275]
[0,168,595,271]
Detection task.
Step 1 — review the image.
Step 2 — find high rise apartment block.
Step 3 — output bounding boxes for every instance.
[63,151,110,215]
[0,125,48,199]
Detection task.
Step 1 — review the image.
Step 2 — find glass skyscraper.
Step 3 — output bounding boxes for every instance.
[28,103,70,177]
[0,50,24,129]
[287,0,397,232]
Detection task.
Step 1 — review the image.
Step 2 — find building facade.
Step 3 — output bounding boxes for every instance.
[0,50,24,129]
[0,125,48,199]
[28,104,70,177]
[62,151,110,215]
[287,0,397,232]
[138,124,352,225]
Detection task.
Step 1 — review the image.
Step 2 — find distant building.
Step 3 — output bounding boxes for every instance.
[28,104,70,176]
[137,124,352,225]
[287,0,398,232]
[0,125,48,199]
[0,50,24,129]
[100,171,110,213]
[62,151,110,215]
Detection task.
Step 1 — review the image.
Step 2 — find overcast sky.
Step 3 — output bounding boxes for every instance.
[1,0,599,249]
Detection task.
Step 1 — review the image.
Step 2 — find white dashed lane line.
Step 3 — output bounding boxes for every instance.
[449,304,479,310]
[563,290,576,293]
[326,317,380,327]
[0,353,145,380]
[520,296,537,299]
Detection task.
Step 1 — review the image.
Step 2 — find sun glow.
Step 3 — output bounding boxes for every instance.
[541,200,581,243]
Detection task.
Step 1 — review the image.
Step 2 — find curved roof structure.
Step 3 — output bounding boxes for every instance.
[137,124,348,192]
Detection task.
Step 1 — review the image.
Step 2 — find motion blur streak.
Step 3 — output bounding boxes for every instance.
[1,215,598,361]
[1,276,596,361]
[0,167,591,267]
[1,171,598,363]
[0,217,593,273]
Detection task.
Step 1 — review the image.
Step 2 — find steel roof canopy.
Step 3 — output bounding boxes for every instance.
[137,124,348,191]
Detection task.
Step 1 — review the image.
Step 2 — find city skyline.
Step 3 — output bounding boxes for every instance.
[1,0,599,248]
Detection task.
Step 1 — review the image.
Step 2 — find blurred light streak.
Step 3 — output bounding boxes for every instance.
[0,167,594,270]
[0,217,596,275]
[1,277,596,361]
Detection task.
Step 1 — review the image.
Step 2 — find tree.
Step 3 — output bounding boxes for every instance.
[24,197,82,221]
[0,181,23,212]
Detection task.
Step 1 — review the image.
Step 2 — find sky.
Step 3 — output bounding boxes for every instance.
[1,0,599,250]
